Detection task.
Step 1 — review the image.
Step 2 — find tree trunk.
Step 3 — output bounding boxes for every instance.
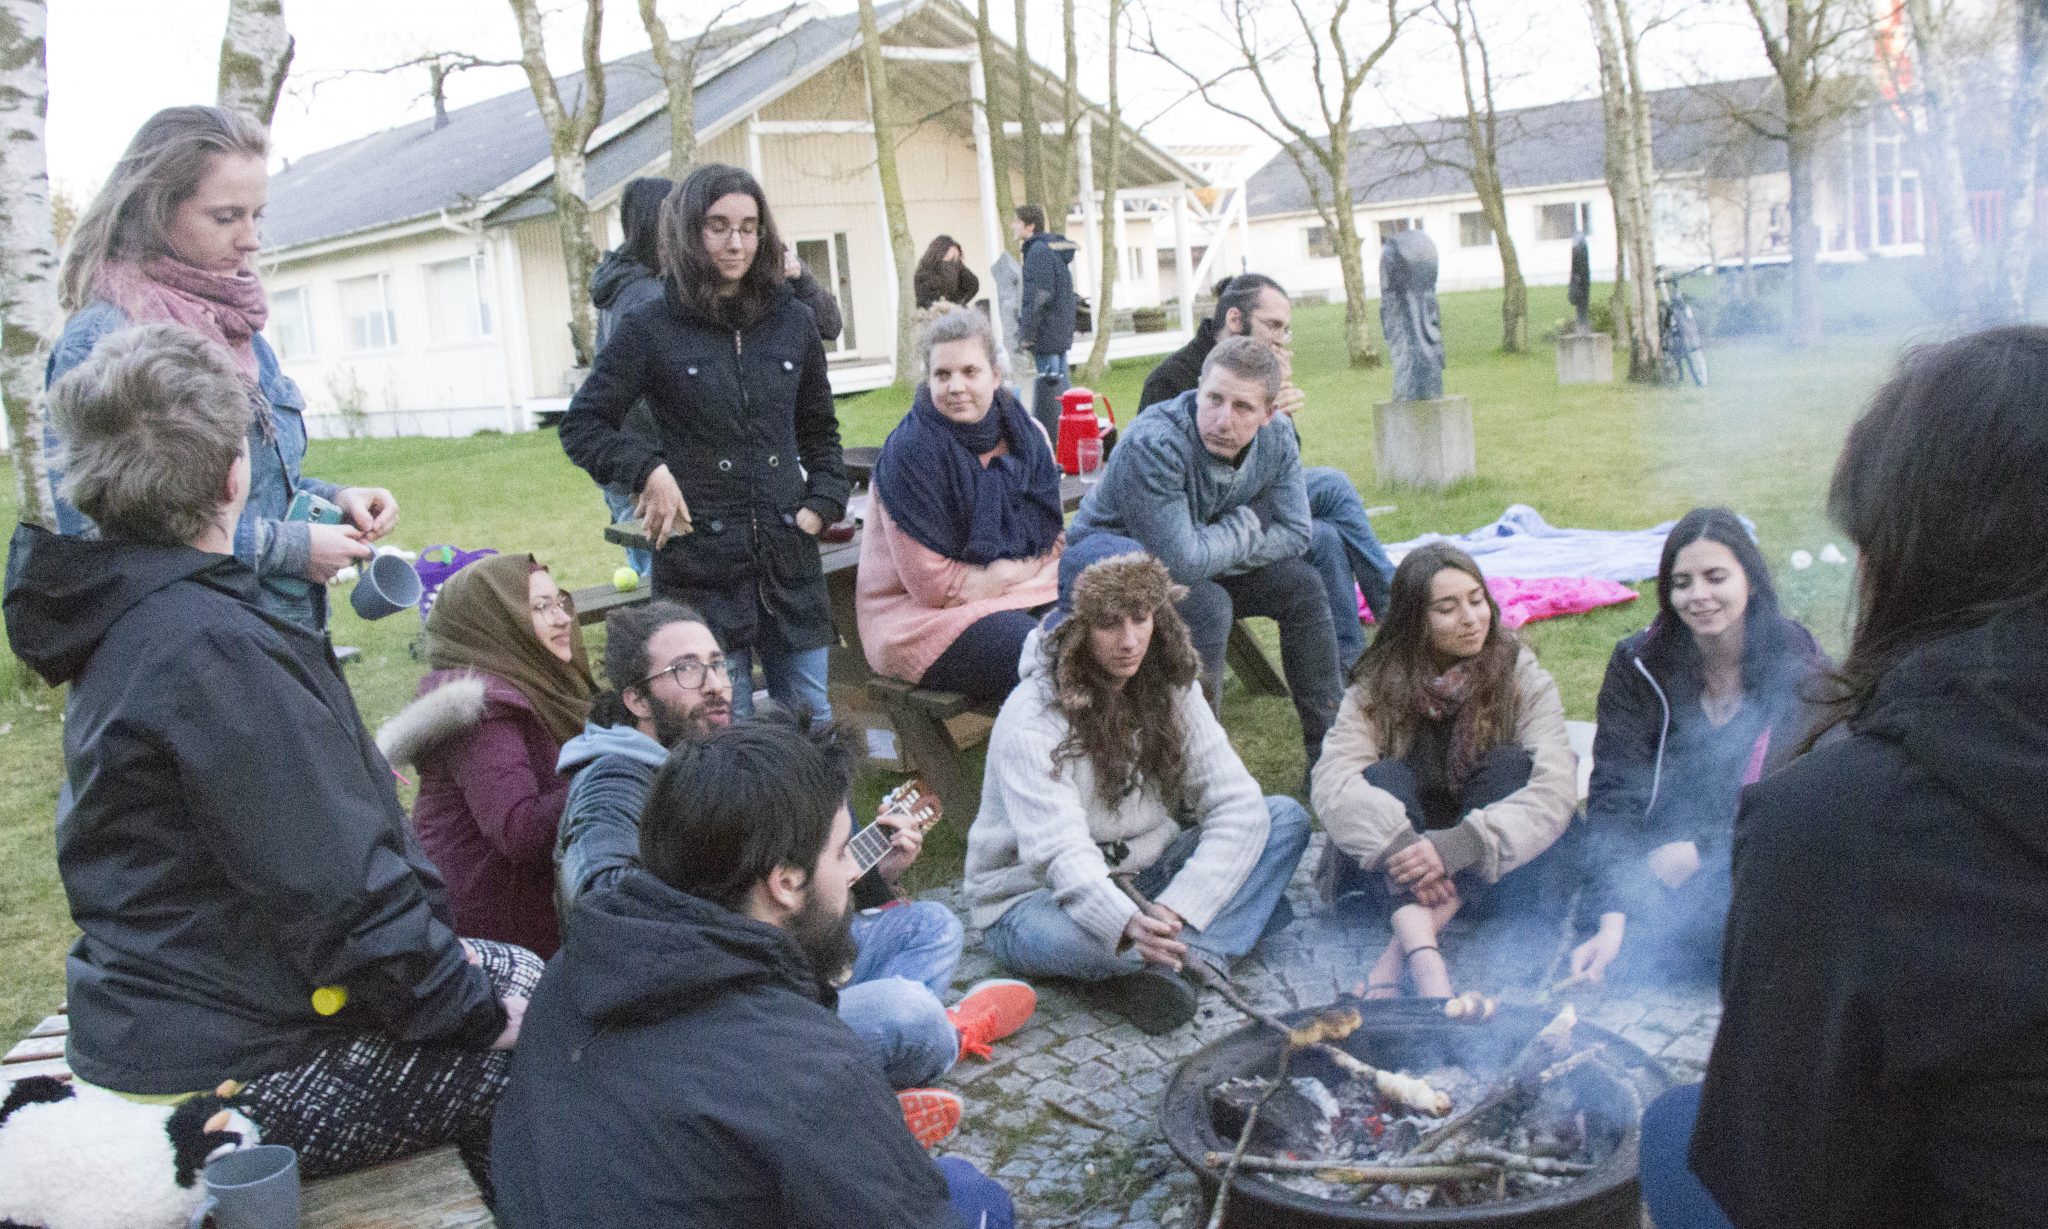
[1082,0,1121,380]
[1444,0,1524,352]
[1999,0,2048,320]
[1474,177,1526,352]
[977,0,1017,258]
[639,0,698,177]
[856,0,920,382]
[1058,0,1080,221]
[1589,0,1658,377]
[0,0,57,532]
[216,0,293,131]
[1012,0,1046,211]
[1615,0,1661,376]
[1903,0,1981,321]
[508,0,606,367]
[1328,157,1381,369]
[1785,119,1822,345]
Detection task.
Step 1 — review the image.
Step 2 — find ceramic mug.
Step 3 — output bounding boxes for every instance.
[185,1144,300,1229]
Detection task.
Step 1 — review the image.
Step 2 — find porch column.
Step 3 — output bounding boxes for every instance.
[1077,122,1101,302]
[1172,190,1194,333]
[969,58,1007,353]
[747,112,764,179]
[871,157,900,376]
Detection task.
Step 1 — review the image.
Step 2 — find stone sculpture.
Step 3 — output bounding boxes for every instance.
[1379,230,1443,401]
[1568,234,1592,334]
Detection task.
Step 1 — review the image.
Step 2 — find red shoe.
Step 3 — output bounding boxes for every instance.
[947,978,1037,1061]
[898,1088,963,1148]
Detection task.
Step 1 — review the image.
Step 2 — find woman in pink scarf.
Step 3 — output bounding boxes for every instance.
[48,106,397,632]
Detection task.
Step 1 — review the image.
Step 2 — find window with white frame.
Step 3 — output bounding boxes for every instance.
[1537,201,1593,241]
[423,255,494,344]
[337,273,398,352]
[1377,217,1423,242]
[1458,211,1494,248]
[268,286,315,361]
[1304,225,1337,259]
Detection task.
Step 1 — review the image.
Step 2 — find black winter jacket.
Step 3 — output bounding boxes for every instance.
[914,260,980,310]
[1019,231,1078,354]
[591,253,844,351]
[1693,606,2048,1229]
[560,281,850,652]
[1140,317,1219,412]
[491,869,963,1228]
[1578,618,1824,920]
[2,527,502,1093]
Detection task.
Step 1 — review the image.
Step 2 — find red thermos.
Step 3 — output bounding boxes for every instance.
[1056,387,1116,474]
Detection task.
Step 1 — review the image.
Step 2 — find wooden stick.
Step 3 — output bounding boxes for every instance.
[1205,1042,1291,1229]
[1450,1144,1594,1177]
[1412,1005,1579,1154]
[1201,1153,1493,1185]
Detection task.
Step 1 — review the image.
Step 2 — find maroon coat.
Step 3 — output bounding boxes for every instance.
[381,671,570,957]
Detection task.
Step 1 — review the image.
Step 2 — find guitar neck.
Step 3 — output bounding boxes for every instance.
[848,820,897,878]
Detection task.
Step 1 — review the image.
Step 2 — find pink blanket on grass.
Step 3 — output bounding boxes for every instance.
[1360,575,1637,628]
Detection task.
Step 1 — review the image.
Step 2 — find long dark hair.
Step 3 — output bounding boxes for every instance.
[916,233,962,280]
[1640,507,1795,691]
[1048,606,1203,810]
[1818,325,2048,734]
[1351,542,1521,752]
[658,163,786,327]
[618,176,672,270]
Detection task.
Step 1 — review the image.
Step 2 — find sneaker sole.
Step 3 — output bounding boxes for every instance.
[1107,969,1199,1035]
[898,1090,962,1148]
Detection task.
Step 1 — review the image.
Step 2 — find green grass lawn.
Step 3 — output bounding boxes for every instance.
[0,283,1894,1040]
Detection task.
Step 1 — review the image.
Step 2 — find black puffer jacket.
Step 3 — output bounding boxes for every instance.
[1693,606,2048,1228]
[2,526,502,1094]
[560,281,850,652]
[1139,316,1218,412]
[491,869,961,1227]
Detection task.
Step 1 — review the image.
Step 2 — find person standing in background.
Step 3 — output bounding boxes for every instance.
[1013,204,1078,441]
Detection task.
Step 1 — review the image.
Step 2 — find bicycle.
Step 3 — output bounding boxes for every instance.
[1656,266,1710,387]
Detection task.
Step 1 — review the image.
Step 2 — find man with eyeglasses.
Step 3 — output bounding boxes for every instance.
[1139,274,1396,670]
[552,602,1033,1139]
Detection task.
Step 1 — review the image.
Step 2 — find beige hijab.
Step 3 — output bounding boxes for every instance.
[424,553,595,745]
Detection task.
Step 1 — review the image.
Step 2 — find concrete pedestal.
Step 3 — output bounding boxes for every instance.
[1373,395,1475,490]
[1556,331,1614,384]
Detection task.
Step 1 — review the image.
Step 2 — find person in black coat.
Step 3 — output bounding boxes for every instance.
[562,164,850,722]
[492,717,1013,1229]
[4,324,534,1198]
[1568,507,1824,986]
[1640,328,2048,1229]
[913,233,981,310]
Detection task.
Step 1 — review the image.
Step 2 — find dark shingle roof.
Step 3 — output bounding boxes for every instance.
[264,9,872,250]
[1244,77,1782,219]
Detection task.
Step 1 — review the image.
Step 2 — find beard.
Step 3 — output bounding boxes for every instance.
[650,692,730,747]
[788,886,860,987]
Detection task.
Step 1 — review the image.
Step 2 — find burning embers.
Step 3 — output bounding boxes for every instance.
[1205,1005,1602,1210]
[1164,999,1669,1229]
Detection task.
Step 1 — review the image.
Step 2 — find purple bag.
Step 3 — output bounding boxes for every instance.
[412,545,498,620]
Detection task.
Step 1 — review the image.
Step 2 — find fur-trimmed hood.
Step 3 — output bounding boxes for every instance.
[1040,534,1185,635]
[376,673,505,769]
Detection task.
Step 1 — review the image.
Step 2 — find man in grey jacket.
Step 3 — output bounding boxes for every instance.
[1068,336,1341,764]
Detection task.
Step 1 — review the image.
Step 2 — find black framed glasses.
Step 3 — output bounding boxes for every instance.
[636,655,731,692]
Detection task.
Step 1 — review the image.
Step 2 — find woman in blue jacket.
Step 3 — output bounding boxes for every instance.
[49,105,396,633]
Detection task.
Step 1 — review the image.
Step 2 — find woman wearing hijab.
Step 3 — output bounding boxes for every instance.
[858,309,1064,701]
[378,554,596,959]
[48,105,395,632]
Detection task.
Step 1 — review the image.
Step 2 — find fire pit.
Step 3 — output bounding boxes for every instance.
[1162,999,1672,1228]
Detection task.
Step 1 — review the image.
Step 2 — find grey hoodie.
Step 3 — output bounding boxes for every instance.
[553,721,670,921]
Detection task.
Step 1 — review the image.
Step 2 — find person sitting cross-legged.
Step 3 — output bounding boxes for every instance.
[965,536,1312,1034]
[4,324,534,1202]
[1068,335,1342,766]
[493,716,1016,1229]
[552,601,1033,1113]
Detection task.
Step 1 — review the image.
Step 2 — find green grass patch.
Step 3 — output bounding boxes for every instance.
[0,284,1886,1040]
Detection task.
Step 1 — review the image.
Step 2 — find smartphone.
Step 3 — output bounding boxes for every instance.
[286,490,344,525]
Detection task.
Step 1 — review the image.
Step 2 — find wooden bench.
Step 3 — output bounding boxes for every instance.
[569,581,651,627]
[5,1006,494,1227]
[866,677,996,828]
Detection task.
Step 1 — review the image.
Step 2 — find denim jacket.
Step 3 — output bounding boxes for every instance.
[46,301,342,630]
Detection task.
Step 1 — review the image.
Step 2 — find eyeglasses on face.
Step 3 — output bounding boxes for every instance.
[1252,315,1293,341]
[636,655,731,692]
[702,219,761,241]
[529,596,574,620]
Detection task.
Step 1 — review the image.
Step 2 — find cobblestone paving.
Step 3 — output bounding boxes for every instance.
[925,833,1721,1228]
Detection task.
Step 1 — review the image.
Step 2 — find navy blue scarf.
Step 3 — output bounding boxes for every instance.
[875,384,1064,565]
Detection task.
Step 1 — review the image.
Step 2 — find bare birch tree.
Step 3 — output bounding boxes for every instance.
[1082,0,1123,381]
[217,0,294,131]
[977,0,1018,256]
[1736,0,1873,346]
[1137,0,1410,368]
[507,0,607,367]
[1588,0,1661,377]
[1998,0,2048,319]
[640,1,788,178]
[1434,0,1526,352]
[296,52,519,131]
[0,0,57,530]
[1900,0,1981,318]
[1013,0,1048,209]
[1056,0,1082,219]
[855,0,920,381]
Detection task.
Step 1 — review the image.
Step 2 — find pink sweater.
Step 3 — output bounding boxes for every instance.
[856,457,1062,684]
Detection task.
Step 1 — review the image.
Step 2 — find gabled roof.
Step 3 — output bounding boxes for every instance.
[263,6,881,252]
[1244,77,1784,219]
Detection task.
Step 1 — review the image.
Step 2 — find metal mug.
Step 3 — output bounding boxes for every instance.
[185,1143,300,1229]
[350,552,424,621]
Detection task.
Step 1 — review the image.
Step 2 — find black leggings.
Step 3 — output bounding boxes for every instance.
[919,608,1040,701]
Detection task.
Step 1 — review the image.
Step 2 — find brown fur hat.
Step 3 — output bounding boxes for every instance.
[1042,534,1188,634]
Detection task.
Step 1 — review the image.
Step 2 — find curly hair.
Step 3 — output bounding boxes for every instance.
[1046,598,1203,811]
[1350,542,1522,756]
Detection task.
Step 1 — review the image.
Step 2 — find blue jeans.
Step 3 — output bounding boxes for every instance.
[726,643,833,723]
[601,485,652,578]
[983,797,1311,982]
[1179,559,1342,762]
[1638,1084,1734,1229]
[839,901,964,1089]
[1302,467,1393,671]
[937,1156,1016,1229]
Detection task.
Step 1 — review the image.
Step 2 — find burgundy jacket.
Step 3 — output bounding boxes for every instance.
[380,671,570,957]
